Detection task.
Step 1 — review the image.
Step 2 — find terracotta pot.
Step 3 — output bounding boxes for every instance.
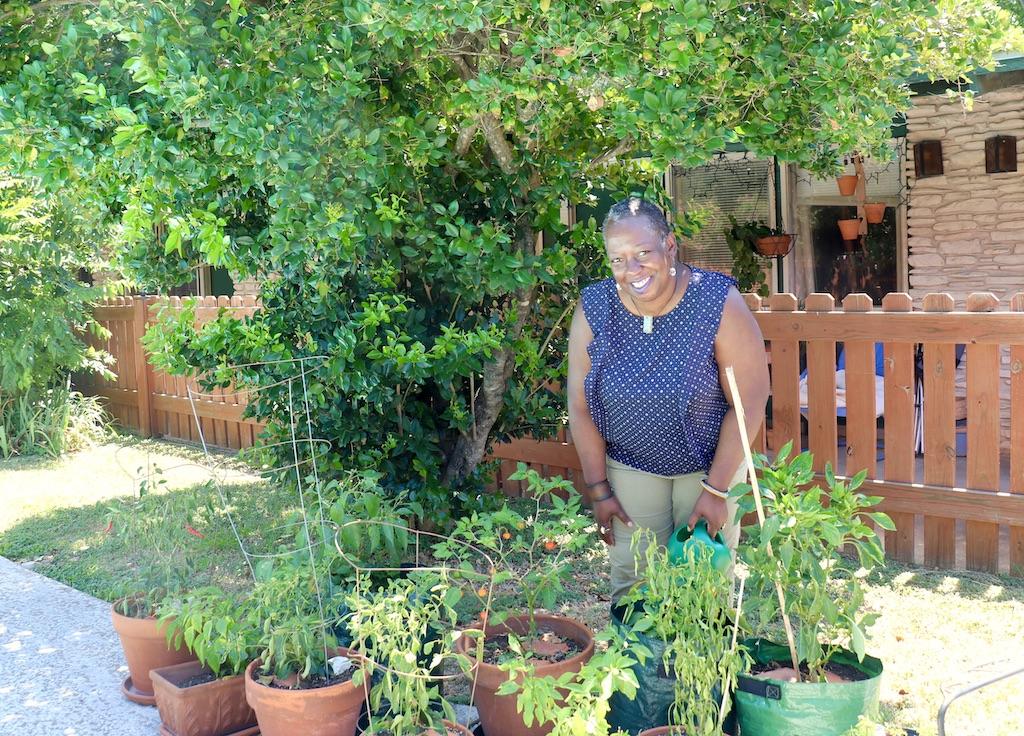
[836,174,858,196]
[244,648,366,736]
[637,728,686,736]
[151,660,258,736]
[455,613,595,736]
[111,604,194,705]
[753,234,792,257]
[864,202,887,224]
[837,218,862,241]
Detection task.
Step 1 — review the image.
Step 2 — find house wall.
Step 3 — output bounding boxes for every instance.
[906,83,1024,300]
[231,274,261,298]
[906,82,1024,453]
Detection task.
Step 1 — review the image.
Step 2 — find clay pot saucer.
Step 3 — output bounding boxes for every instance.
[121,675,157,706]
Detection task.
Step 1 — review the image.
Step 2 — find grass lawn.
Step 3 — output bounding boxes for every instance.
[2,437,1023,735]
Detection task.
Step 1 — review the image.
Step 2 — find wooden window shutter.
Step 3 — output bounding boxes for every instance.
[913,140,944,178]
[985,135,1017,173]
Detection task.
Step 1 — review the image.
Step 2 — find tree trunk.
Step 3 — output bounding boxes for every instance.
[443,220,536,485]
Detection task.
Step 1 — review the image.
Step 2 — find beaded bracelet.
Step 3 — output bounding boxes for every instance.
[699,478,729,499]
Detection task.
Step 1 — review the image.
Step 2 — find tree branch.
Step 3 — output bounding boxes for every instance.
[588,135,635,170]
[449,53,518,177]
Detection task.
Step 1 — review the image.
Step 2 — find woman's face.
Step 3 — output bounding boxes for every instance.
[604,217,678,307]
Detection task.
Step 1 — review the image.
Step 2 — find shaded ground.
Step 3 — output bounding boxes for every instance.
[2,437,1023,735]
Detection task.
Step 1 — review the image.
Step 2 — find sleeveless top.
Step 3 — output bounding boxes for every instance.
[581,267,734,476]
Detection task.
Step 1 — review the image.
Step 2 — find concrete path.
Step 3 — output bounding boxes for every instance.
[0,556,161,736]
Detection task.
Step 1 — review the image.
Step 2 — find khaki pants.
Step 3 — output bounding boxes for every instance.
[606,457,745,602]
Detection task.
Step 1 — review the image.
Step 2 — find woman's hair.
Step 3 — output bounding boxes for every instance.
[602,196,670,241]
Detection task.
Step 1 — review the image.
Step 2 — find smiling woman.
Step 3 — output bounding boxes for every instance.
[566,197,771,602]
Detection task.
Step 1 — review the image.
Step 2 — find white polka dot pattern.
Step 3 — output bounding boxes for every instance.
[581,267,733,475]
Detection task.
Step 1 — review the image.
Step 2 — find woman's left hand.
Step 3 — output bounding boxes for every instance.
[688,491,728,537]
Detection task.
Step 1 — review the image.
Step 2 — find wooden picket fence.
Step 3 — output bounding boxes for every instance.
[82,291,1024,575]
[79,296,264,450]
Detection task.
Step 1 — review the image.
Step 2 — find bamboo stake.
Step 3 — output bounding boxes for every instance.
[724,366,801,680]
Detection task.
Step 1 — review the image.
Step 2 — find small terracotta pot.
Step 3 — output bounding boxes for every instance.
[244,648,366,736]
[837,218,862,241]
[836,174,859,196]
[151,660,258,736]
[455,613,595,736]
[637,728,686,736]
[753,234,792,257]
[111,604,194,705]
[864,202,887,224]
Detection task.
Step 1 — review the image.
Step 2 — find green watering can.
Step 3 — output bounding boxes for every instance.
[666,519,732,573]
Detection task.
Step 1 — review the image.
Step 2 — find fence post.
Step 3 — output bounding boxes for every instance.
[132,296,154,438]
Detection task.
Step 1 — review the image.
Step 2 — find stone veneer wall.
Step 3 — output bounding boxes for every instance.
[906,84,1024,300]
[230,274,261,298]
[905,83,1024,455]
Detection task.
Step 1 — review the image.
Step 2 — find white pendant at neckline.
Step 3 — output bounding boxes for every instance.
[642,315,654,334]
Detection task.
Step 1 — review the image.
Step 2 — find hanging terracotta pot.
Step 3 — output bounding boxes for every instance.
[864,202,887,224]
[753,234,793,257]
[836,175,859,196]
[837,218,862,241]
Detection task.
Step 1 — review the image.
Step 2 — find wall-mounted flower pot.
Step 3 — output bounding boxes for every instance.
[837,218,861,241]
[864,203,887,224]
[754,234,793,258]
[836,175,859,196]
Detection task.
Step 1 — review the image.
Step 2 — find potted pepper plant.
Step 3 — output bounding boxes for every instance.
[731,443,891,736]
[107,494,199,704]
[152,586,262,736]
[436,463,595,736]
[611,528,749,736]
[346,573,473,735]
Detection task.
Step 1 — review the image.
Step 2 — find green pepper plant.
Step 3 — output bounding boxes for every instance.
[617,528,749,736]
[732,442,893,683]
[432,463,592,639]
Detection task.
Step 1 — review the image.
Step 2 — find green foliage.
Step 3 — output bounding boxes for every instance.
[495,625,638,736]
[723,215,771,296]
[618,528,749,736]
[346,574,464,734]
[0,178,113,396]
[732,443,893,682]
[0,385,110,458]
[0,0,1013,501]
[159,585,262,677]
[434,463,592,635]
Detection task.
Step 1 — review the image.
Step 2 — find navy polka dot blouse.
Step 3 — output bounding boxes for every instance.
[581,267,734,476]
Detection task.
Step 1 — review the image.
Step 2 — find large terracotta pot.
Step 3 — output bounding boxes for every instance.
[111,604,194,705]
[244,648,366,736]
[151,659,258,736]
[455,613,595,736]
[836,175,858,196]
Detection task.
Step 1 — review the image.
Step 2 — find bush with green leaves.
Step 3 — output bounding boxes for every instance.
[617,528,749,736]
[160,585,262,678]
[1,0,1014,511]
[0,384,110,458]
[732,443,893,682]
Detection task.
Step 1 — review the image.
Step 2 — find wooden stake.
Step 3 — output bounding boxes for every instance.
[725,365,801,680]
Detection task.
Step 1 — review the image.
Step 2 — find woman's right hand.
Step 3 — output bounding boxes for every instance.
[592,495,633,546]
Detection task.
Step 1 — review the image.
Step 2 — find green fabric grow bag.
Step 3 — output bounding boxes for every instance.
[734,639,883,736]
[606,605,736,736]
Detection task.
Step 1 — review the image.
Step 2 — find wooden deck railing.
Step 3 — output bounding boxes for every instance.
[83,291,1024,575]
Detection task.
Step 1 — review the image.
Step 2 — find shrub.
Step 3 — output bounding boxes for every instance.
[0,384,110,459]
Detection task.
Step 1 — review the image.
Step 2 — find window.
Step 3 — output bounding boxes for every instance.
[790,142,905,303]
[670,154,772,274]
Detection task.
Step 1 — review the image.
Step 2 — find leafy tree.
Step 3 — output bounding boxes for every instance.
[0,1,1012,511]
